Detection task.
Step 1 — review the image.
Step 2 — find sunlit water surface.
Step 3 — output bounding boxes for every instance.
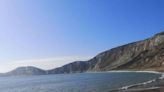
[0,72,161,92]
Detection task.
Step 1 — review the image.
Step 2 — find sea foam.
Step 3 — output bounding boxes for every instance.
[115,71,164,91]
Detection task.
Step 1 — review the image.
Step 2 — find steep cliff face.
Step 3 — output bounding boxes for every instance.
[47,32,164,73]
[48,61,90,74]
[3,32,164,76]
[88,32,164,71]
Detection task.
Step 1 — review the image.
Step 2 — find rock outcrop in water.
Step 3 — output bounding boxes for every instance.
[3,32,164,76]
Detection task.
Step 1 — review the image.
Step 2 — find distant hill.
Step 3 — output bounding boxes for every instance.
[48,61,90,74]
[2,31,164,76]
[2,66,47,76]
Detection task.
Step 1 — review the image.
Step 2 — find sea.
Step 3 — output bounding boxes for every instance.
[0,72,162,92]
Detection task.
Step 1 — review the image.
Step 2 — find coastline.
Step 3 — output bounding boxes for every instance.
[107,70,162,74]
[87,70,162,74]
[88,70,164,92]
[111,70,164,92]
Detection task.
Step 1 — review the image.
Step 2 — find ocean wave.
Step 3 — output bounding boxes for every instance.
[108,70,161,74]
[116,71,164,91]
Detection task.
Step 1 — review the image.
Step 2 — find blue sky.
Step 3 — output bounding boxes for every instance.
[0,0,163,72]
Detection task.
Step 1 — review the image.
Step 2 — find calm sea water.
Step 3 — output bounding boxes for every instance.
[0,72,161,92]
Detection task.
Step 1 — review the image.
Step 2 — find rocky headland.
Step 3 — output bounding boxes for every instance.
[2,32,164,76]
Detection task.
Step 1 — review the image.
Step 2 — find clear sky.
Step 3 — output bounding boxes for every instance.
[0,0,163,72]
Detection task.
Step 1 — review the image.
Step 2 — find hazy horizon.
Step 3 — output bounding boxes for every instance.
[0,0,163,72]
[0,56,92,73]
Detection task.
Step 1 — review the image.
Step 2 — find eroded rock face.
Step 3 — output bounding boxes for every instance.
[4,32,164,76]
[154,34,164,46]
[48,61,90,74]
[47,32,164,73]
[88,32,164,71]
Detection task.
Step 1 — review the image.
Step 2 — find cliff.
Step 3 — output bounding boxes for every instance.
[48,61,90,74]
[88,32,164,71]
[3,32,164,76]
[48,32,164,73]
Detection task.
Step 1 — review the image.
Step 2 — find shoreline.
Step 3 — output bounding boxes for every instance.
[121,87,164,92]
[87,70,163,74]
[88,70,164,92]
[99,70,164,92]
[114,71,164,92]
[108,70,162,74]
